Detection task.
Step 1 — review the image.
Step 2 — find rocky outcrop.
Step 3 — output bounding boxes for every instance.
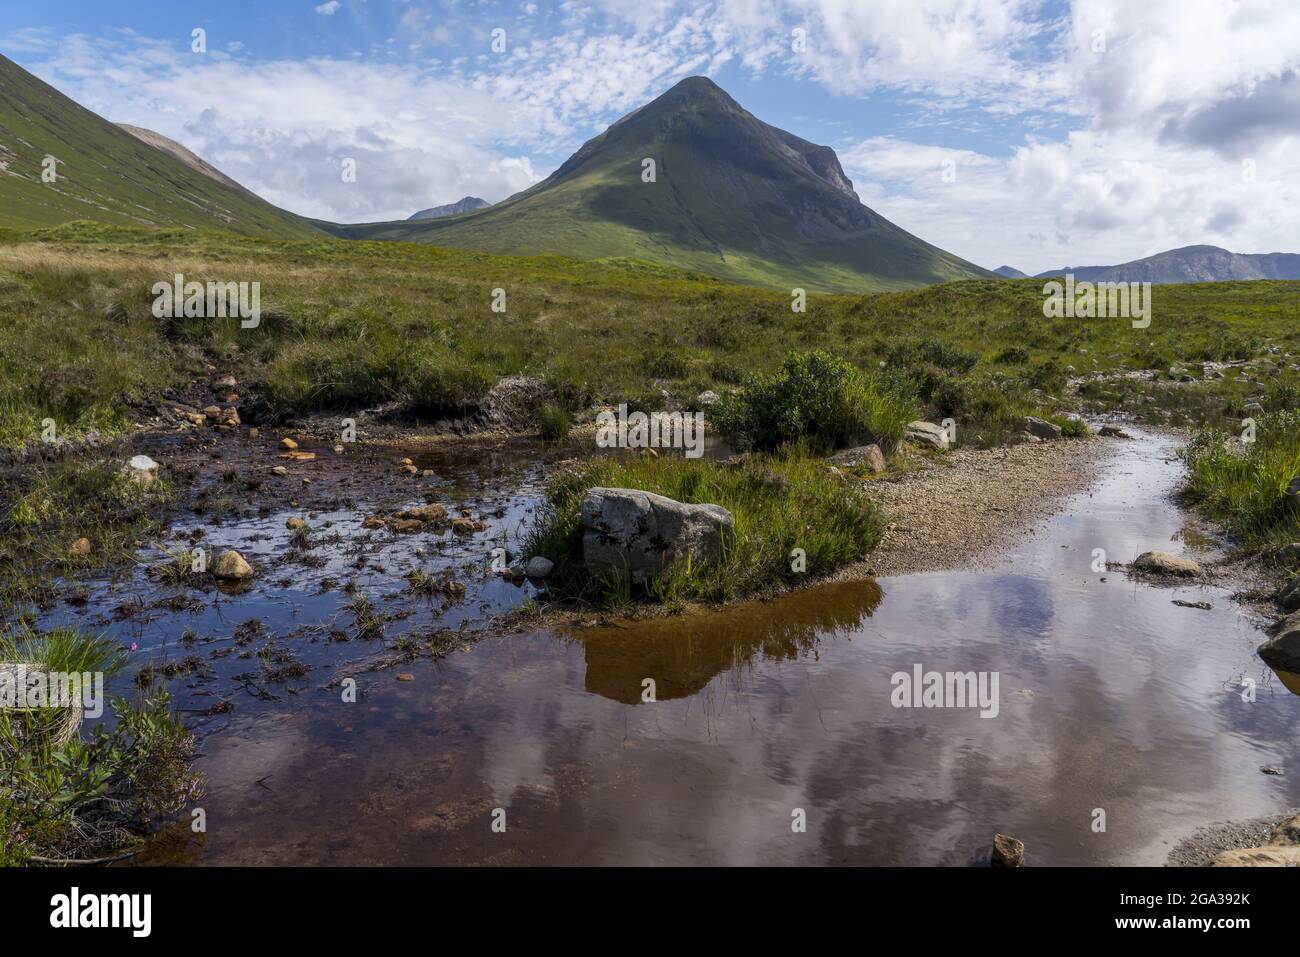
[581,487,734,583]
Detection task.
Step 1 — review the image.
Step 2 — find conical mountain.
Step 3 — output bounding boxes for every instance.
[346,76,991,291]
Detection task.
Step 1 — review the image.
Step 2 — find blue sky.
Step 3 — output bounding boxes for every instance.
[3,1,1299,272]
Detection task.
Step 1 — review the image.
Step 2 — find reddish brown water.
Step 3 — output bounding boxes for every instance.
[128,430,1300,865]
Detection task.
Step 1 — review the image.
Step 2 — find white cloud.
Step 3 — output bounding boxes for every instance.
[314,1,342,16]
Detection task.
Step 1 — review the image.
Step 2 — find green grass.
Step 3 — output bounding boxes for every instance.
[0,53,321,238]
[1182,410,1300,568]
[523,446,881,607]
[5,227,1291,458]
[0,627,201,866]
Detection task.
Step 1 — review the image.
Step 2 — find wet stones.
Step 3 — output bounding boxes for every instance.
[581,487,734,583]
[990,833,1024,867]
[1259,620,1300,672]
[214,550,253,581]
[1132,550,1202,578]
[525,556,554,579]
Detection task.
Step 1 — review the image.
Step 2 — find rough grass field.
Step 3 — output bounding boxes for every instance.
[3,223,1297,456]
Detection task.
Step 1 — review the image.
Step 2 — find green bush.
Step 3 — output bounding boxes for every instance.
[713,350,915,454]
[1182,410,1300,549]
[885,338,979,374]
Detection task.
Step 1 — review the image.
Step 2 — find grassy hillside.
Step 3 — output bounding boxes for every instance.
[1,224,1296,452]
[336,78,991,293]
[0,54,323,238]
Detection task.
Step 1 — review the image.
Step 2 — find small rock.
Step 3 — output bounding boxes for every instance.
[525,556,555,579]
[271,466,289,476]
[213,375,237,389]
[126,454,159,485]
[1022,416,1063,440]
[451,517,477,535]
[1098,425,1132,438]
[990,833,1024,867]
[280,437,298,451]
[1171,599,1212,610]
[69,537,91,558]
[1279,578,1300,612]
[182,412,206,426]
[905,421,950,450]
[826,444,887,474]
[249,428,260,438]
[397,504,447,524]
[401,464,418,475]
[696,390,720,406]
[1132,551,1202,578]
[286,518,308,530]
[214,550,253,581]
[391,519,424,534]
[1261,766,1284,775]
[203,405,222,417]
[362,517,387,530]
[333,445,344,454]
[396,673,414,682]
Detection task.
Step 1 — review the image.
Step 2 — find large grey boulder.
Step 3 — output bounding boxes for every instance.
[581,487,734,583]
[905,421,950,450]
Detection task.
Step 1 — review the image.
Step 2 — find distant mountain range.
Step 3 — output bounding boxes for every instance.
[334,76,991,291]
[998,245,1300,284]
[408,196,490,221]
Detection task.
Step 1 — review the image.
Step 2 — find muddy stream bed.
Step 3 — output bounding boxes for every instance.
[35,430,1300,864]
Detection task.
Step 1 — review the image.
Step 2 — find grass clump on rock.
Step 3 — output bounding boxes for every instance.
[523,445,881,607]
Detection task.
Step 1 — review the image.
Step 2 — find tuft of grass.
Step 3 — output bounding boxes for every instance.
[1181,410,1300,557]
[0,627,201,866]
[535,400,572,441]
[523,445,881,606]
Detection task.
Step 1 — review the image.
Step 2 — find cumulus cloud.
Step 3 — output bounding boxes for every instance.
[314,1,342,15]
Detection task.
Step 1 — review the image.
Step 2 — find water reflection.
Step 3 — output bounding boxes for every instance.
[575,580,883,704]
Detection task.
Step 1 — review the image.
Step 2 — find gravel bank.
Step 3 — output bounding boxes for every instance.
[1166,810,1299,867]
[858,435,1113,576]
